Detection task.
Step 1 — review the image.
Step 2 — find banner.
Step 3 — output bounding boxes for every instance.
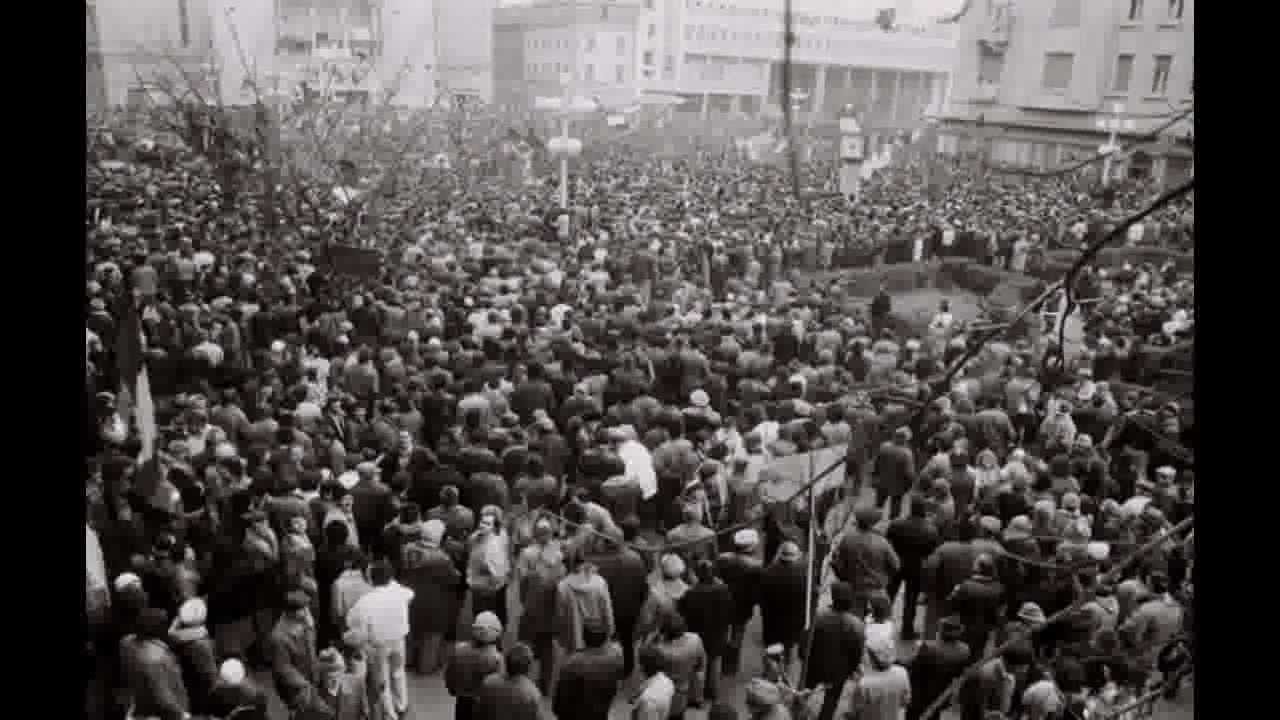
[757,444,848,506]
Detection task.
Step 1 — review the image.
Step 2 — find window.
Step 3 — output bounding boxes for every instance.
[1167,0,1184,19]
[643,50,654,66]
[1151,55,1172,95]
[686,26,695,40]
[1041,52,1074,91]
[1112,54,1134,92]
[617,36,626,55]
[649,24,657,39]
[586,35,596,52]
[1048,0,1081,28]
[645,0,655,8]
[978,46,1003,85]
[615,65,625,83]
[1128,0,1143,21]
[664,55,674,73]
[584,64,594,82]
[177,0,190,47]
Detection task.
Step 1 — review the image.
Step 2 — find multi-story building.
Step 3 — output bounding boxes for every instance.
[938,0,1193,183]
[494,0,955,137]
[88,0,495,109]
[494,0,646,112]
[87,0,215,111]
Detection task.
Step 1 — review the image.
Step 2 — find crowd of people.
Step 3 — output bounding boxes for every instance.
[85,104,1193,720]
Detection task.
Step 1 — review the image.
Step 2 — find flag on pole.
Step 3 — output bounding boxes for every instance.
[114,291,157,462]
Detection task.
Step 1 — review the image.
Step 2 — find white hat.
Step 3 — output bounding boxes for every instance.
[733,529,759,549]
[270,340,286,353]
[337,470,360,490]
[113,572,142,592]
[218,658,246,685]
[689,390,710,408]
[178,597,208,626]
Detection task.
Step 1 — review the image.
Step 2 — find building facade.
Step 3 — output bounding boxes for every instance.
[938,0,1193,183]
[87,0,215,112]
[88,0,495,109]
[494,0,955,133]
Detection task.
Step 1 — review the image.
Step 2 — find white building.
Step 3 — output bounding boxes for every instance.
[494,0,955,132]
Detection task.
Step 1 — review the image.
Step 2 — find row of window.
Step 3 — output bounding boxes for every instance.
[682,0,932,33]
[1126,0,1187,22]
[684,24,836,51]
[527,35,627,55]
[526,62,627,84]
[978,49,1180,98]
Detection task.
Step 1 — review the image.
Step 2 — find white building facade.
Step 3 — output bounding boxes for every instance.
[495,0,954,129]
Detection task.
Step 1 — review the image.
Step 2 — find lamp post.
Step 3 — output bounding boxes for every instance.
[1097,101,1135,187]
[837,104,865,201]
[547,72,584,211]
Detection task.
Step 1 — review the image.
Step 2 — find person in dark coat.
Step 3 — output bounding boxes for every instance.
[475,643,542,720]
[167,598,219,716]
[831,505,901,616]
[120,608,191,720]
[677,559,736,702]
[886,495,942,640]
[904,617,972,720]
[207,659,271,720]
[922,522,983,642]
[873,427,917,520]
[445,611,505,720]
[553,622,625,720]
[716,529,764,676]
[585,528,649,676]
[347,461,396,556]
[804,581,867,720]
[268,590,320,715]
[947,554,1006,659]
[400,519,463,675]
[759,541,808,665]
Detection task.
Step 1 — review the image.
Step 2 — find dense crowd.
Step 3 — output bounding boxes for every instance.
[85,105,1193,720]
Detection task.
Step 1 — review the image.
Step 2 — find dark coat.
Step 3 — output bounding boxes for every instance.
[873,442,917,496]
[716,551,764,625]
[466,472,510,514]
[804,609,866,688]
[831,529,901,594]
[444,642,503,699]
[760,558,808,647]
[948,575,1006,650]
[886,516,942,580]
[347,478,395,552]
[907,640,973,720]
[586,546,650,629]
[401,540,464,634]
[168,626,219,715]
[120,636,190,719]
[268,614,319,707]
[677,580,736,657]
[553,644,626,720]
[475,673,543,720]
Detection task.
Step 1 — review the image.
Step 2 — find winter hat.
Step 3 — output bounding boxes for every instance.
[1004,515,1034,541]
[113,572,142,593]
[472,611,504,643]
[660,553,686,578]
[218,658,247,685]
[177,598,208,627]
[778,541,802,562]
[733,529,759,550]
[690,390,710,408]
[1017,602,1047,626]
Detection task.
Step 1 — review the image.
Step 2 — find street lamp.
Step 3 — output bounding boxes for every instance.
[547,134,582,210]
[1096,102,1135,187]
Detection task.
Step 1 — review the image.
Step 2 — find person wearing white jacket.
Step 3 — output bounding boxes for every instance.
[348,559,415,718]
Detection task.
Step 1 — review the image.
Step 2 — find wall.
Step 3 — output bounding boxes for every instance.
[380,0,439,107]
[437,0,497,101]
